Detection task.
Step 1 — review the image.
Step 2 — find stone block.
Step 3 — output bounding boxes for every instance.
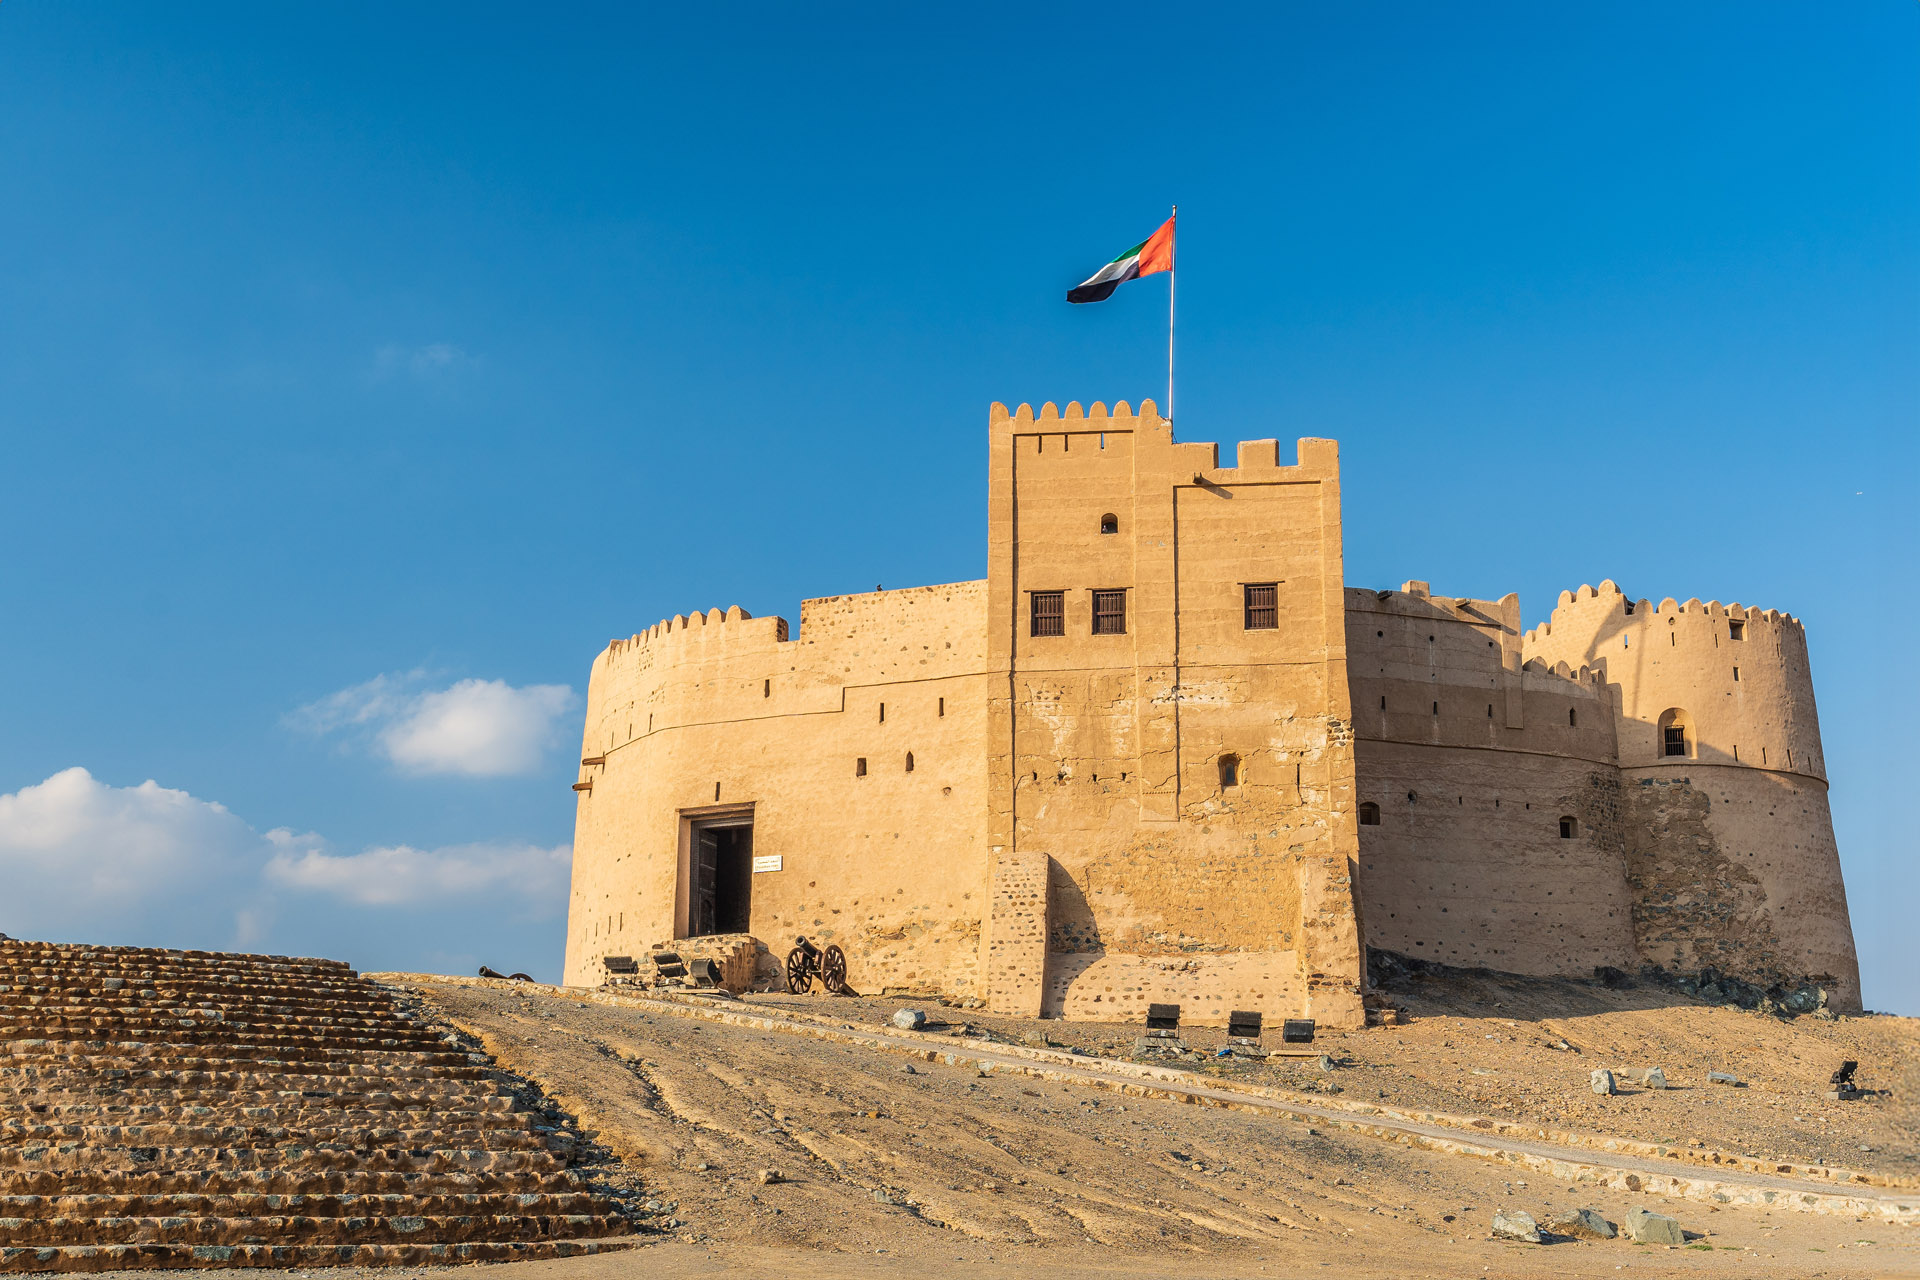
[1546,1208,1615,1239]
[1624,1207,1684,1245]
[1491,1209,1540,1242]
[891,1009,927,1030]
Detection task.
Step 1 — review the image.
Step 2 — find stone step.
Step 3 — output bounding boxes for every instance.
[0,1122,548,1151]
[0,1084,506,1111]
[0,1036,476,1066]
[0,1059,492,1085]
[0,1144,567,1176]
[0,1211,632,1248]
[0,1191,608,1220]
[0,1168,591,1199]
[0,1236,633,1273]
[1,1092,515,1117]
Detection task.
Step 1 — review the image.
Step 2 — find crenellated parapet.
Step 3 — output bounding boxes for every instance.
[1522,579,1822,779]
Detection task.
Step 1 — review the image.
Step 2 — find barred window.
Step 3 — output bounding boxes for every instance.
[1663,725,1687,757]
[1244,583,1278,630]
[1092,590,1127,635]
[1030,591,1064,637]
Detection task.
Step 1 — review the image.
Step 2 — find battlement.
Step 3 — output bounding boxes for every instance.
[596,606,791,673]
[1524,579,1803,646]
[989,399,1338,481]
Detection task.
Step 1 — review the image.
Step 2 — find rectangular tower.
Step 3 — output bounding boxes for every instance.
[984,399,1364,1027]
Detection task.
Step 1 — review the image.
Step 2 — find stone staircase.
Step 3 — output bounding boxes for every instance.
[0,940,634,1271]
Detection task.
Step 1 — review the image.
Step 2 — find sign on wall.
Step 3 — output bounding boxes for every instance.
[751,854,782,874]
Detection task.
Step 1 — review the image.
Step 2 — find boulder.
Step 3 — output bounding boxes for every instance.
[1707,1070,1740,1087]
[1547,1208,1615,1239]
[1589,1068,1616,1096]
[1624,1207,1685,1245]
[1620,1066,1669,1089]
[1491,1209,1541,1243]
[891,1008,927,1030]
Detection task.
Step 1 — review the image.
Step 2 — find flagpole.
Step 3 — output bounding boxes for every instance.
[1167,204,1176,428]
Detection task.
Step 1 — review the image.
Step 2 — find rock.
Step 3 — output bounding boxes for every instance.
[1491,1209,1541,1242]
[102,977,125,992]
[1547,1208,1615,1239]
[1590,1068,1616,1096]
[1620,1066,1669,1089]
[1318,1054,1337,1072]
[1624,1207,1685,1245]
[1707,1070,1740,1087]
[899,1063,917,1074]
[891,1008,927,1030]
[757,1169,781,1185]
[871,1188,898,1205]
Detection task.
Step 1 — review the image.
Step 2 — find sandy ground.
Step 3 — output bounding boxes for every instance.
[333,971,1920,1280]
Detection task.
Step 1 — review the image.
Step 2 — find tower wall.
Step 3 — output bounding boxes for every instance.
[1347,585,1636,976]
[562,585,993,994]
[1523,581,1859,1008]
[986,400,1364,1029]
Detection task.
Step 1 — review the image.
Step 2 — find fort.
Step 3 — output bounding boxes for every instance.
[562,400,1860,1025]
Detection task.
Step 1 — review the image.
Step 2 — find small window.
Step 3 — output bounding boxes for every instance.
[1432,701,1439,715]
[1568,708,1577,727]
[1092,589,1127,635]
[1243,583,1278,630]
[1358,802,1381,826]
[938,697,945,717]
[1729,620,1745,641]
[855,757,867,777]
[1031,591,1064,637]
[1663,725,1687,757]
[1732,667,1739,682]
[1218,754,1240,788]
[1559,815,1578,839]
[879,702,886,722]
[1380,695,1386,709]
[905,752,915,773]
[763,678,771,698]
[1099,513,1119,535]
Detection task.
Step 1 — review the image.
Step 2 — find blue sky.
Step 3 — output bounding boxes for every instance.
[0,4,1912,1010]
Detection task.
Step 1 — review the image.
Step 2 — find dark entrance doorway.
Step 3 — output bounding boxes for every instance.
[689,820,753,937]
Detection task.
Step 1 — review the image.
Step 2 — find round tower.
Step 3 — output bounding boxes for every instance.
[1524,581,1859,1009]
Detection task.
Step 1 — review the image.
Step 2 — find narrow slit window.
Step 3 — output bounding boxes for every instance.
[855,757,867,777]
[1559,815,1578,839]
[1030,591,1064,637]
[1092,589,1127,635]
[878,702,885,723]
[763,678,770,697]
[1358,802,1381,826]
[1380,695,1387,709]
[1732,667,1739,682]
[1243,583,1278,630]
[938,697,945,717]
[905,752,915,773]
[1218,754,1240,788]
[1569,708,1577,727]
[1432,701,1439,715]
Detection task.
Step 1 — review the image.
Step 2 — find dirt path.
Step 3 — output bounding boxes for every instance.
[362,974,1919,1280]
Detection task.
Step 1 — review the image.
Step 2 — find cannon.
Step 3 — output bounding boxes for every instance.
[784,935,849,995]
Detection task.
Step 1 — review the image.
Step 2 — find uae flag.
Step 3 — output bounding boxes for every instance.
[1066,213,1175,303]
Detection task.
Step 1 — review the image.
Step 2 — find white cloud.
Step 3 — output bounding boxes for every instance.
[288,674,578,777]
[0,768,573,975]
[266,839,570,910]
[372,342,477,380]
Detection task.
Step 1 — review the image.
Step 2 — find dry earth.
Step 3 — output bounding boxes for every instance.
[277,969,1920,1280]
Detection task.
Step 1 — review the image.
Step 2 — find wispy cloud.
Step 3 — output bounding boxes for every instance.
[371,342,478,381]
[266,839,570,908]
[0,767,571,968]
[288,673,578,777]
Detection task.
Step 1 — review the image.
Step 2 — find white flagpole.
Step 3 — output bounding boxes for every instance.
[1167,204,1176,427]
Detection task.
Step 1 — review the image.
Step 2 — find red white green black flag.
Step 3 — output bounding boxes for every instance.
[1066,213,1176,303]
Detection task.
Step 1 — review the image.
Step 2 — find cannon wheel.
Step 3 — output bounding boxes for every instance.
[785,948,813,994]
[822,945,848,995]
